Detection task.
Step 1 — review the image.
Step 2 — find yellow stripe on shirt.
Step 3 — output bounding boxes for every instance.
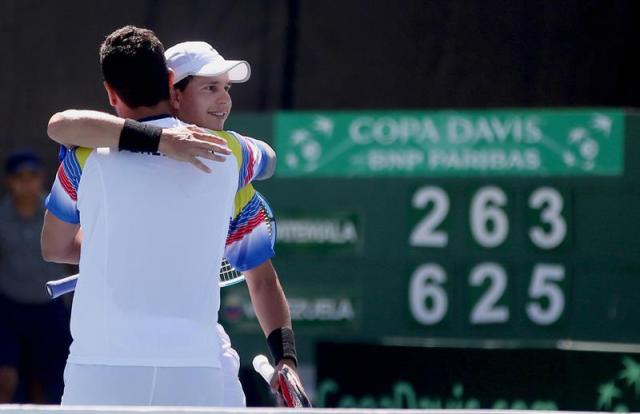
[205,130,256,218]
[75,147,93,169]
[210,130,242,171]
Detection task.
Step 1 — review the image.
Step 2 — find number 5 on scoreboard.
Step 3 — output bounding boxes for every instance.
[526,264,566,326]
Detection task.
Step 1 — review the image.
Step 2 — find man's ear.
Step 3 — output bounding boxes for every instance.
[167,69,181,111]
[103,81,118,107]
[169,88,181,111]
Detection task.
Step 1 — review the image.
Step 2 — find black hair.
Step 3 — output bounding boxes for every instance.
[174,75,194,92]
[99,26,170,108]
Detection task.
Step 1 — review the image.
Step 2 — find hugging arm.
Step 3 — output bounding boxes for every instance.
[48,110,232,172]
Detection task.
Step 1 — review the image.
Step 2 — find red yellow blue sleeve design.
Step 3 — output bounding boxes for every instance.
[211,130,277,271]
[225,189,276,271]
[44,147,92,224]
[213,130,271,190]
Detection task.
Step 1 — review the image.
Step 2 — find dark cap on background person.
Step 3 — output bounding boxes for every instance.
[4,151,44,176]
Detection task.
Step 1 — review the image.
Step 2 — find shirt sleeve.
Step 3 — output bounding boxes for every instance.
[44,147,91,224]
[224,186,277,272]
[229,131,274,188]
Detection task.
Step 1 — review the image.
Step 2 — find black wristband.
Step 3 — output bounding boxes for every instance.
[118,119,162,154]
[267,327,298,367]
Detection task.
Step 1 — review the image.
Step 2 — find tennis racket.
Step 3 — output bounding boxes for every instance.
[46,193,276,299]
[46,257,245,299]
[253,354,312,408]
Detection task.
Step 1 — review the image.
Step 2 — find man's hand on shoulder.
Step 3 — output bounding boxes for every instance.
[158,125,232,173]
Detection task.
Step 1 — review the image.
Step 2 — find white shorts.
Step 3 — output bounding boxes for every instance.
[61,324,245,407]
[61,364,224,406]
[217,323,246,407]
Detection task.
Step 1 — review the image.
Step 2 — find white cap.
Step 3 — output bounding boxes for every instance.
[165,41,251,84]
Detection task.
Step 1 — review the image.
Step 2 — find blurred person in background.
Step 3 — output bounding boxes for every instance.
[0,151,71,404]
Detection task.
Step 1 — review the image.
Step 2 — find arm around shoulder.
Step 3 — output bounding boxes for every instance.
[47,109,125,148]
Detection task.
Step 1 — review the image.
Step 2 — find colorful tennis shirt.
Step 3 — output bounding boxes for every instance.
[211,131,276,271]
[44,115,275,368]
[46,129,276,272]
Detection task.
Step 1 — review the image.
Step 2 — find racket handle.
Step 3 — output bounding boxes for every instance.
[252,354,275,383]
[254,356,312,408]
[278,366,313,408]
[46,274,79,299]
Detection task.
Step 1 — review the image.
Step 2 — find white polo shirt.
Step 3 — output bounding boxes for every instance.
[45,115,272,367]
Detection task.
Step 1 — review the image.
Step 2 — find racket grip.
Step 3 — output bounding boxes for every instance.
[278,372,296,407]
[253,355,311,408]
[46,274,79,299]
[278,366,313,408]
[252,354,275,383]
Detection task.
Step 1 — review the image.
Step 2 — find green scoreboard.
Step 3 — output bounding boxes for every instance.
[222,109,640,364]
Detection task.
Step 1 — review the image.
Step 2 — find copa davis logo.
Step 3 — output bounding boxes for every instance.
[282,112,615,174]
[283,115,333,173]
[316,356,640,410]
[563,113,613,171]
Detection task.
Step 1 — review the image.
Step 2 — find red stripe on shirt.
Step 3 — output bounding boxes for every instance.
[244,148,255,185]
[57,164,77,201]
[226,210,267,245]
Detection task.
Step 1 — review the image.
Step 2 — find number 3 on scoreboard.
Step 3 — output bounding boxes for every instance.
[528,187,567,250]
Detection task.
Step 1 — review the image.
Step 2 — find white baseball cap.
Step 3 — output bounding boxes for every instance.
[165,41,251,84]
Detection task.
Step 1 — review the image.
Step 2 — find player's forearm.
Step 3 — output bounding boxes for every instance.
[47,235,81,264]
[252,283,292,336]
[47,110,125,148]
[41,211,82,264]
[41,231,81,264]
[245,261,292,336]
[48,110,231,172]
[255,141,277,181]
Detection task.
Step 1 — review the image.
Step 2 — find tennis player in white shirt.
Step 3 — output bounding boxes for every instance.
[41,26,303,406]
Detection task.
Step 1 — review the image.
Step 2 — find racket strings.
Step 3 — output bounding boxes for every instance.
[218,205,274,287]
[219,258,242,283]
